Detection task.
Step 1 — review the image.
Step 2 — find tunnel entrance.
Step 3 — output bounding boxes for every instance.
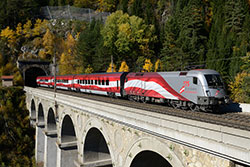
[25,67,46,87]
[130,151,172,167]
[17,60,51,87]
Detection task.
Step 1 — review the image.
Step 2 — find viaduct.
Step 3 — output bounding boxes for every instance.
[25,87,250,167]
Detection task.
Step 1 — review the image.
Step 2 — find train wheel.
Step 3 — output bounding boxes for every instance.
[189,103,199,112]
[141,96,147,103]
[170,100,178,109]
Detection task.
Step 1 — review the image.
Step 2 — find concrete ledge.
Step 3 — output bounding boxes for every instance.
[57,141,77,149]
[44,130,57,136]
[36,122,45,127]
[83,158,112,167]
[240,103,250,113]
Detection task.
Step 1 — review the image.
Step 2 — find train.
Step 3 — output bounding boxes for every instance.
[36,69,230,112]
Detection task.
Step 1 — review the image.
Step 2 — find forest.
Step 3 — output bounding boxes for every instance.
[0,87,35,166]
[0,0,249,103]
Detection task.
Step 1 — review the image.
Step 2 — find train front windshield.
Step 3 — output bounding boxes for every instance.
[204,74,224,88]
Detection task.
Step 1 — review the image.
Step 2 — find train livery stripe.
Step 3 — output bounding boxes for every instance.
[124,80,178,100]
[125,73,189,101]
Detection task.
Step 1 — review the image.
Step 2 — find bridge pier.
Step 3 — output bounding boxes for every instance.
[35,125,45,167]
[44,133,57,167]
[57,143,78,167]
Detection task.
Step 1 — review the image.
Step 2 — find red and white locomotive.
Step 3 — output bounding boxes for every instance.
[37,69,229,111]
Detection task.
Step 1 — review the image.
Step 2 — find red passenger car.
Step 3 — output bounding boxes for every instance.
[56,75,74,90]
[73,72,128,97]
[37,76,53,88]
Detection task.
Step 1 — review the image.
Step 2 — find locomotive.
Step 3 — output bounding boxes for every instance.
[36,69,229,112]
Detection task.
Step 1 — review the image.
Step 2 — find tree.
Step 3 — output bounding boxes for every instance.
[76,19,106,72]
[59,33,83,74]
[142,59,153,72]
[97,0,118,12]
[118,61,129,72]
[0,87,35,167]
[176,0,207,70]
[106,62,117,72]
[0,0,39,29]
[101,10,157,71]
[40,29,55,60]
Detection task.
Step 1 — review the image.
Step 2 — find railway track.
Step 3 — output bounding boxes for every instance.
[39,87,250,131]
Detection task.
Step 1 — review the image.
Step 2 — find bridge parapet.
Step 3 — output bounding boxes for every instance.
[25,87,250,167]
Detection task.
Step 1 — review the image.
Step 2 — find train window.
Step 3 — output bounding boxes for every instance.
[117,80,119,89]
[88,80,90,84]
[102,80,105,85]
[95,80,97,85]
[135,73,144,76]
[180,72,187,76]
[98,80,101,85]
[193,77,198,85]
[106,80,109,85]
[91,80,93,84]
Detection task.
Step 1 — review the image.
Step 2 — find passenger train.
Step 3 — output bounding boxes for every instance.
[36,69,229,112]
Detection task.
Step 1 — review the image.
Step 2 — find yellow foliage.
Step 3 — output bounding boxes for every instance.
[118,61,129,72]
[229,72,250,103]
[32,19,43,36]
[143,59,153,72]
[16,23,23,36]
[33,37,42,48]
[66,33,76,54]
[42,29,54,57]
[2,62,15,75]
[154,59,162,72]
[23,20,32,38]
[13,71,24,86]
[0,26,16,44]
[85,65,94,74]
[38,50,47,59]
[106,62,117,72]
[97,0,116,12]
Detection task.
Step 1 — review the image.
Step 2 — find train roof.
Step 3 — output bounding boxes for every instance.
[38,72,125,78]
[158,69,220,76]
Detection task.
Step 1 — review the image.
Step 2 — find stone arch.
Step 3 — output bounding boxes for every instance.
[83,127,112,166]
[124,138,184,167]
[59,114,78,167]
[130,151,172,167]
[38,103,45,125]
[24,66,46,87]
[47,108,56,131]
[31,99,36,120]
[61,115,77,143]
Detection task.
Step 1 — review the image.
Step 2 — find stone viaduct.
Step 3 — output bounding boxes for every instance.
[25,87,250,167]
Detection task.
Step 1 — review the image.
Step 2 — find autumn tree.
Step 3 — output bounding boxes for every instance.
[106,62,117,72]
[118,61,129,72]
[101,10,157,71]
[59,33,83,75]
[142,59,153,72]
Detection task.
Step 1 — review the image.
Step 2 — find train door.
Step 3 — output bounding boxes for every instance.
[186,76,202,103]
[141,78,146,96]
